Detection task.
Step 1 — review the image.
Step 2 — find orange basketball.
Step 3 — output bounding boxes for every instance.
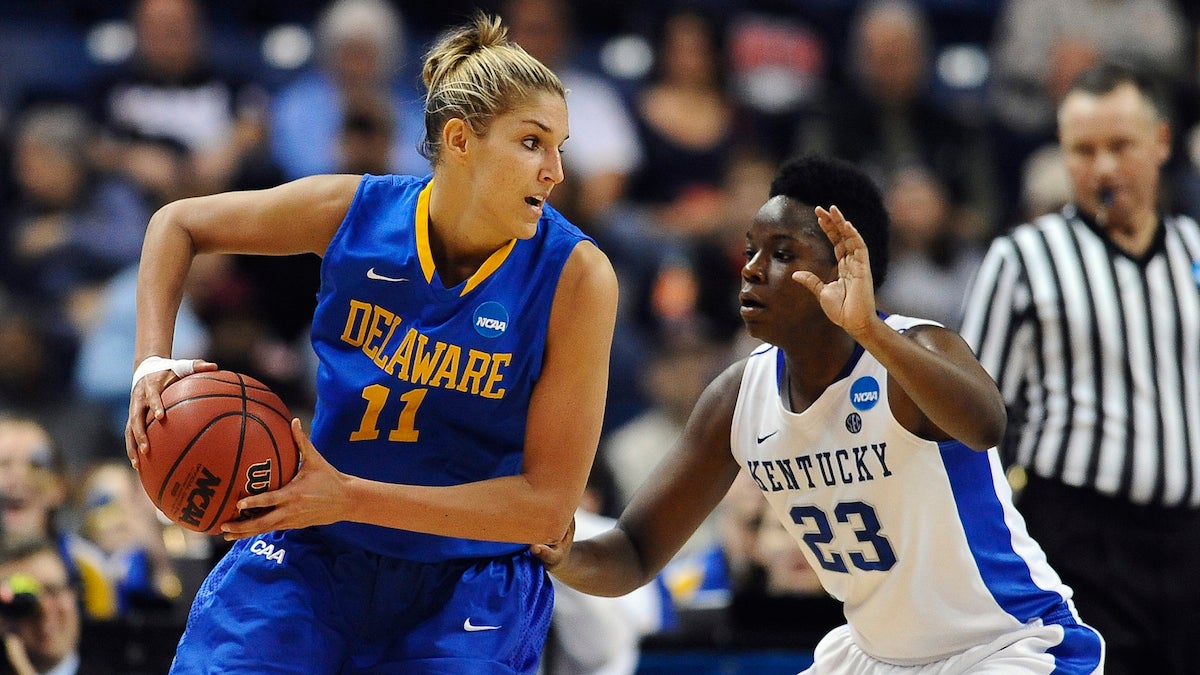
[139,371,300,534]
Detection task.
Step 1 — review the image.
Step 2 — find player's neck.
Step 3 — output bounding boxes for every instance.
[780,330,858,406]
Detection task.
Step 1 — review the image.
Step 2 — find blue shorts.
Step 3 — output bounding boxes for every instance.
[170,528,553,674]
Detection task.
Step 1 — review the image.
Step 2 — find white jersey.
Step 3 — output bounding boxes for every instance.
[730,315,1079,665]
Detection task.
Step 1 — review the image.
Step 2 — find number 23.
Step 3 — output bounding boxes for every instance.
[789,501,897,572]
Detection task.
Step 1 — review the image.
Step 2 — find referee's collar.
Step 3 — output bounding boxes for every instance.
[1064,203,1167,265]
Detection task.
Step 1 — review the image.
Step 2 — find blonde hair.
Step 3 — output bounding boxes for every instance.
[419,12,564,164]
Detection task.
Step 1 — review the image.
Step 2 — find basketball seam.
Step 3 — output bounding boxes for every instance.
[154,411,248,531]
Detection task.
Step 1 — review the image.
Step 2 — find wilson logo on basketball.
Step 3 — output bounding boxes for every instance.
[245,460,273,495]
[180,467,222,528]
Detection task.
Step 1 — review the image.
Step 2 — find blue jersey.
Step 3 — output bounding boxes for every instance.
[308,174,590,561]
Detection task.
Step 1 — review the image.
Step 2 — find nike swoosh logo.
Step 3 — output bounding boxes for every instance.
[367,267,409,282]
[756,431,778,444]
[463,618,502,632]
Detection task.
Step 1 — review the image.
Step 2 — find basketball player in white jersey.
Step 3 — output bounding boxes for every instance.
[533,155,1105,673]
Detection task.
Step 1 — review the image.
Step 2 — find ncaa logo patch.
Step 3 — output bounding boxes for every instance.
[473,301,509,338]
[1192,261,1200,287]
[850,376,880,411]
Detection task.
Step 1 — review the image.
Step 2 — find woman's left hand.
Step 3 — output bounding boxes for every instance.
[220,419,352,540]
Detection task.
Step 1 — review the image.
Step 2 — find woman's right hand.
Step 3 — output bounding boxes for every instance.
[125,359,217,468]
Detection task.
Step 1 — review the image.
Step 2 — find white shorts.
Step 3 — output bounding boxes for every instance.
[801,620,1104,675]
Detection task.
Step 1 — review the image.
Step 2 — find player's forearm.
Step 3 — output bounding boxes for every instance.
[551,528,655,598]
[856,318,1005,449]
[134,202,196,362]
[344,473,578,545]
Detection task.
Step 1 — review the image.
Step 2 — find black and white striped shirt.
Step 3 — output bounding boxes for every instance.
[960,205,1200,508]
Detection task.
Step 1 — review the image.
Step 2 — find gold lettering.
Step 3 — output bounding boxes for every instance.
[428,344,461,389]
[457,350,491,395]
[363,306,396,361]
[351,308,510,401]
[384,328,418,380]
[409,335,445,385]
[340,300,372,346]
[481,353,510,399]
[371,310,403,369]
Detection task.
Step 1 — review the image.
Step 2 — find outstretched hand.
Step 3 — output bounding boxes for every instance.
[530,516,576,575]
[220,419,351,540]
[791,205,877,335]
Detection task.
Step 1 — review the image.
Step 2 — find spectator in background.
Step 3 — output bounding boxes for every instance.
[800,0,998,239]
[503,0,643,226]
[602,339,726,517]
[987,0,1189,227]
[0,537,114,675]
[72,263,209,438]
[726,500,842,650]
[606,149,773,357]
[0,309,62,412]
[269,0,427,181]
[0,416,114,623]
[90,0,275,201]
[1017,144,1073,222]
[0,308,115,469]
[1,104,148,362]
[660,470,764,613]
[336,92,396,176]
[673,149,777,346]
[962,63,1200,675]
[625,7,736,214]
[876,165,984,329]
[595,149,772,431]
[75,461,179,618]
[723,10,826,163]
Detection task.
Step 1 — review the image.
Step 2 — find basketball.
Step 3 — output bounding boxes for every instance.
[139,371,300,534]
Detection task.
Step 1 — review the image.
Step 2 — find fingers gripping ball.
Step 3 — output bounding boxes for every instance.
[139,371,300,534]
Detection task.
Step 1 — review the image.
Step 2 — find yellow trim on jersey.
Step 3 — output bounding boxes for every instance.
[415,181,436,284]
[461,239,517,296]
[414,180,518,298]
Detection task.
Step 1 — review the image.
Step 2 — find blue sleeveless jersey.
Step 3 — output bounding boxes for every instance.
[307,174,590,561]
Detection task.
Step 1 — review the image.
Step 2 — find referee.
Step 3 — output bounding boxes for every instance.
[961,62,1200,675]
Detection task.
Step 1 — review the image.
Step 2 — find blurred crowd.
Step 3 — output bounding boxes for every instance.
[0,0,1198,672]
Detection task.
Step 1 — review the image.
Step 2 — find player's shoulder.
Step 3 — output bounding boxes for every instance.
[712,353,755,403]
[357,172,429,196]
[344,173,430,221]
[882,312,941,331]
[539,202,592,244]
[544,204,613,290]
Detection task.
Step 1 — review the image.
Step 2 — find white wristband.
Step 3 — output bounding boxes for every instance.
[132,356,197,393]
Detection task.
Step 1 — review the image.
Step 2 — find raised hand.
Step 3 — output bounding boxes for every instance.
[791,205,877,336]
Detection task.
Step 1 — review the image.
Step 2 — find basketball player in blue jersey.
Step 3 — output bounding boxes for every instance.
[533,155,1105,673]
[124,13,618,674]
